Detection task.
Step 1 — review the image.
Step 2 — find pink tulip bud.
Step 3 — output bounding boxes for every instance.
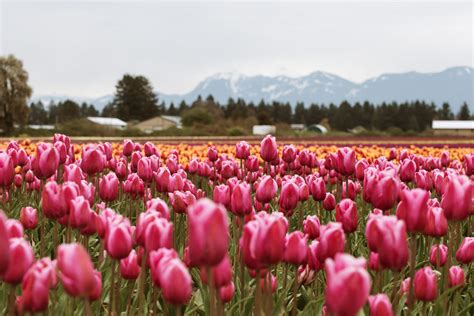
[317,222,345,262]
[88,270,102,301]
[260,135,278,162]
[455,237,474,264]
[159,258,192,306]
[6,219,24,238]
[424,207,448,237]
[414,170,432,191]
[463,153,473,175]
[368,294,394,316]
[396,188,429,233]
[146,198,171,220]
[207,146,219,162]
[399,159,416,182]
[20,207,38,230]
[281,145,297,164]
[21,258,57,313]
[284,231,308,265]
[279,181,299,212]
[213,184,231,208]
[336,199,358,233]
[187,199,229,267]
[57,243,96,297]
[310,177,326,201]
[303,215,321,239]
[155,167,171,193]
[334,147,356,176]
[369,252,381,271]
[122,139,134,157]
[322,193,336,211]
[325,254,371,316]
[32,144,60,179]
[448,266,465,288]
[1,238,34,284]
[0,211,10,274]
[201,255,233,288]
[414,267,438,302]
[80,146,105,175]
[355,159,369,181]
[219,282,235,303]
[99,172,119,202]
[236,141,251,160]
[231,182,253,215]
[68,196,92,229]
[429,244,447,267]
[120,250,140,280]
[256,176,277,204]
[106,223,133,259]
[144,218,173,253]
[0,153,15,188]
[441,175,471,221]
[370,173,399,211]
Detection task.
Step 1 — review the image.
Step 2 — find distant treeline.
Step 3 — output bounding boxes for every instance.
[29,95,471,132]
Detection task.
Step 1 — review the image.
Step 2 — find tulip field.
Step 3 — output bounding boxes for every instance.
[0,135,473,316]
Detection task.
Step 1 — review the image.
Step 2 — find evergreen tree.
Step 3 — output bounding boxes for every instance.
[167,102,179,115]
[28,101,49,125]
[457,103,471,120]
[293,102,306,124]
[438,102,453,120]
[112,74,159,121]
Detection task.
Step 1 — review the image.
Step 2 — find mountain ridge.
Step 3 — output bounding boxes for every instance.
[32,66,473,113]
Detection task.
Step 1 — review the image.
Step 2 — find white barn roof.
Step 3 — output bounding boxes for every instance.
[87,117,127,127]
[432,120,474,130]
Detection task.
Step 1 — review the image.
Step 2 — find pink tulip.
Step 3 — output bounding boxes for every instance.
[284,231,308,265]
[334,147,356,176]
[256,176,277,204]
[369,252,381,271]
[429,244,447,267]
[414,267,438,301]
[122,139,134,157]
[106,223,133,259]
[80,146,105,175]
[368,294,394,316]
[370,172,399,211]
[310,177,326,201]
[201,255,233,288]
[399,159,416,182]
[155,167,171,193]
[260,135,278,162]
[57,243,96,297]
[396,188,429,233]
[213,184,231,208]
[88,270,102,301]
[441,175,471,221]
[0,152,14,188]
[282,145,297,164]
[69,196,92,229]
[279,181,299,212]
[208,146,219,162]
[1,238,34,284]
[32,144,60,179]
[20,207,38,230]
[325,254,371,316]
[219,282,235,303]
[0,211,10,274]
[322,193,336,211]
[424,207,447,237]
[236,141,250,160]
[187,199,229,267]
[455,237,474,264]
[120,250,140,280]
[6,219,24,238]
[144,218,173,253]
[336,199,358,233]
[317,222,345,262]
[159,258,192,305]
[21,258,57,313]
[448,266,465,288]
[355,159,369,181]
[99,172,119,202]
[303,215,321,239]
[230,182,253,215]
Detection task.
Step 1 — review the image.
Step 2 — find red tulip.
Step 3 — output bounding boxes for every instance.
[57,243,96,297]
[423,207,448,238]
[325,254,371,316]
[429,244,447,267]
[20,207,38,230]
[120,250,140,280]
[256,176,277,204]
[187,199,229,267]
[1,238,34,284]
[260,135,278,162]
[99,172,119,202]
[231,182,253,215]
[284,231,308,265]
[441,175,471,221]
[219,282,235,303]
[316,222,345,262]
[455,237,474,264]
[396,188,429,233]
[414,267,438,301]
[368,294,394,316]
[159,258,192,305]
[335,199,358,233]
[303,215,321,239]
[448,266,465,288]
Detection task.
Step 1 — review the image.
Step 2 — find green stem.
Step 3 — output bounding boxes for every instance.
[407,234,417,316]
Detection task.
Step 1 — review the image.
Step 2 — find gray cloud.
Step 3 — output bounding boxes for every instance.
[1,0,472,97]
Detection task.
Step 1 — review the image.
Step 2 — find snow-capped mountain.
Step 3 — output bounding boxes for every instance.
[32,66,473,113]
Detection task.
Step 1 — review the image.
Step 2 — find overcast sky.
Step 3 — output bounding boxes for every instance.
[1,0,473,98]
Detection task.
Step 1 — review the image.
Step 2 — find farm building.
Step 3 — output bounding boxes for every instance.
[134,115,182,134]
[87,117,127,129]
[431,120,474,136]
